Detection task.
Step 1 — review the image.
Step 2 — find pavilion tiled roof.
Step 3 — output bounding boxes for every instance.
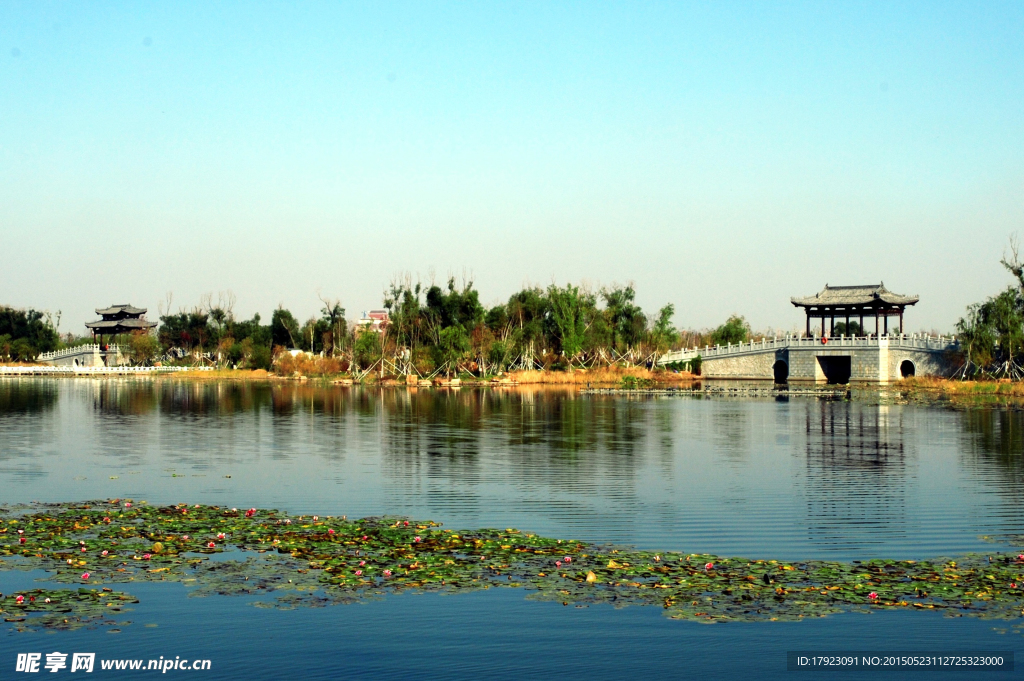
[95,304,148,316]
[85,318,157,330]
[791,284,919,308]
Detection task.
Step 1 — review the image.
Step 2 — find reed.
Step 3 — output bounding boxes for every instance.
[899,376,1024,398]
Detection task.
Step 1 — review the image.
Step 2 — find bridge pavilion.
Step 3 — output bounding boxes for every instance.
[85,304,157,341]
[791,284,918,338]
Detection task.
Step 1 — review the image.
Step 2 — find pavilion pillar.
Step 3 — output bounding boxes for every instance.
[899,310,904,334]
[822,316,825,337]
[884,315,888,335]
[806,315,810,338]
[859,315,864,337]
[875,312,879,338]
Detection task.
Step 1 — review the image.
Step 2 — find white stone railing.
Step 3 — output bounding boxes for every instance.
[0,366,213,375]
[659,334,959,365]
[36,345,127,361]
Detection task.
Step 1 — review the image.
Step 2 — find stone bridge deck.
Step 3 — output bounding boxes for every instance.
[37,344,125,368]
[659,334,958,383]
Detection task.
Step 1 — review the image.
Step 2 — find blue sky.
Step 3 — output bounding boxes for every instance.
[2,2,1022,333]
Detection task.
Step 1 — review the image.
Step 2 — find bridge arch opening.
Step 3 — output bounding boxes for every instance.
[773,360,788,383]
[900,359,916,379]
[817,355,852,384]
[73,358,80,367]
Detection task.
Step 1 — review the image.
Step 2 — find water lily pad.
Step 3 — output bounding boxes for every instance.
[3,501,1024,626]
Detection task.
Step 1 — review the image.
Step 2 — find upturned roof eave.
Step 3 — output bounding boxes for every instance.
[94,305,148,316]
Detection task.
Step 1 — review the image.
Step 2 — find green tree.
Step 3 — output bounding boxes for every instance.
[431,325,471,376]
[956,287,1024,376]
[319,297,347,357]
[158,310,211,352]
[602,285,646,350]
[648,304,680,353]
[424,277,484,332]
[127,331,161,365]
[271,307,300,349]
[546,284,594,360]
[354,330,382,370]
[833,321,864,336]
[0,306,59,355]
[711,315,750,346]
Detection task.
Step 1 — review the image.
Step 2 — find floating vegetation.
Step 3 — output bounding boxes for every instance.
[3,500,1024,630]
[0,588,138,632]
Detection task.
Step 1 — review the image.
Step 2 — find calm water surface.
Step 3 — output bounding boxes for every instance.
[1,379,1023,680]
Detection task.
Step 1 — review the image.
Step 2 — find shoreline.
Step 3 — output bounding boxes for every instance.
[0,364,699,386]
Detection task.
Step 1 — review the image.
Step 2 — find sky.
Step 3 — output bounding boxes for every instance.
[2,1,1023,335]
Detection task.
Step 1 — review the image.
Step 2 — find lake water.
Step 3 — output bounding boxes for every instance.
[1,378,1023,679]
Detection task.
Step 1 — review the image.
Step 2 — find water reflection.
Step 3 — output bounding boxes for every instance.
[6,379,1024,560]
[801,402,910,550]
[961,409,1024,504]
[0,379,58,414]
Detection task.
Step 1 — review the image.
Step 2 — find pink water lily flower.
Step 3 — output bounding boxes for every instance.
[101,550,108,556]
[217,533,226,539]
[383,570,392,577]
[207,542,216,548]
[355,570,363,576]
[15,595,24,603]
[245,508,256,518]
[81,572,90,580]
[404,521,409,526]
[705,562,714,571]
[1012,583,1018,589]
[19,537,25,544]
[182,535,190,540]
[555,561,562,567]
[103,517,110,522]
[17,529,23,534]
[564,557,572,563]
[868,592,878,600]
[44,598,50,603]
[313,516,319,521]
[654,556,660,562]
[328,529,336,535]
[143,553,151,560]
[359,561,366,566]
[81,547,87,552]
[362,535,368,541]
[414,536,421,543]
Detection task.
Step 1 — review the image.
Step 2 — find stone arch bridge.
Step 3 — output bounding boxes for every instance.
[658,334,959,383]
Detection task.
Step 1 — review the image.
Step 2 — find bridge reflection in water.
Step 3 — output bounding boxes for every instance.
[799,401,910,552]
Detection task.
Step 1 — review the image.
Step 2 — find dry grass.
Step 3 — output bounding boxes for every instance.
[274,354,345,377]
[508,366,696,385]
[164,369,274,381]
[899,377,1024,398]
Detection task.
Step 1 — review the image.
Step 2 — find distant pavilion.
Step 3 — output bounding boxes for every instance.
[85,304,157,340]
[791,284,918,337]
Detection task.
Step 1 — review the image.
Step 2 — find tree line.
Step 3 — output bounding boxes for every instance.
[956,243,1024,379]
[1,279,768,373]
[0,307,59,361]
